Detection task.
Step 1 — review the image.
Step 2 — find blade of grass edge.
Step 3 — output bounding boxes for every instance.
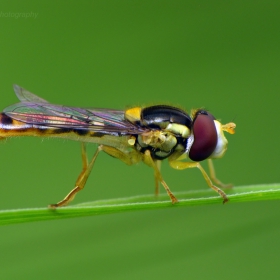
[0,183,279,226]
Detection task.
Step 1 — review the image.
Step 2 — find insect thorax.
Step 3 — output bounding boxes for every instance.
[135,130,187,159]
[125,105,192,160]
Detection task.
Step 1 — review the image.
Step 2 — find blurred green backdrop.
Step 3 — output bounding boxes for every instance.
[0,1,280,279]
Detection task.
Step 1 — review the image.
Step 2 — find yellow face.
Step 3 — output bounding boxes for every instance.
[209,120,228,159]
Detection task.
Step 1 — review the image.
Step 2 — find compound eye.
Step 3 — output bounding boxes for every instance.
[189,112,217,161]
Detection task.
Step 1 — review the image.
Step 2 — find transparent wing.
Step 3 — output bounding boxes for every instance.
[13,84,49,103]
[4,85,147,135]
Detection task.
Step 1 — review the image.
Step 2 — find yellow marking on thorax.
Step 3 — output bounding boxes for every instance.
[165,123,190,138]
[128,136,136,145]
[124,107,141,124]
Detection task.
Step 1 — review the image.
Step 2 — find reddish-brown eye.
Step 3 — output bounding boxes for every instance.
[189,112,217,161]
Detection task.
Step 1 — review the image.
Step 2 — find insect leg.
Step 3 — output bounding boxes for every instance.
[101,146,177,203]
[169,159,228,203]
[207,159,232,188]
[154,160,161,196]
[143,150,178,204]
[49,143,102,208]
[101,145,143,165]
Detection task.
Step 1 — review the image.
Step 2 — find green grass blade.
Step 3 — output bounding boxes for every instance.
[0,183,279,226]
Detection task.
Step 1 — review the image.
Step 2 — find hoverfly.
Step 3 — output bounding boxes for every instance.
[0,85,236,208]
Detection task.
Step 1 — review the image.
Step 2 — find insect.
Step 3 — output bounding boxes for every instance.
[0,85,236,208]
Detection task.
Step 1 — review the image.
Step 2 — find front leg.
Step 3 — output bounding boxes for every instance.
[207,159,232,189]
[169,159,228,203]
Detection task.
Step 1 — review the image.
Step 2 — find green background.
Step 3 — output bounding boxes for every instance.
[1,1,280,279]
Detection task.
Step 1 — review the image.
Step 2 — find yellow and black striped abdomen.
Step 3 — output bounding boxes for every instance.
[0,113,131,150]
